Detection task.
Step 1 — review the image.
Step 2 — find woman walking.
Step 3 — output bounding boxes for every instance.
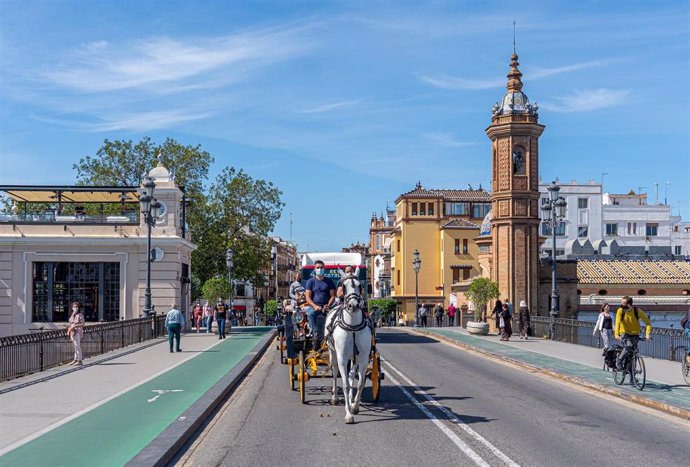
[500,303,512,341]
[518,300,531,340]
[203,301,213,333]
[593,303,614,355]
[192,302,203,333]
[492,300,503,334]
[67,301,85,365]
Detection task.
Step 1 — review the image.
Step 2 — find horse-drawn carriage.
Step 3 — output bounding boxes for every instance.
[276,254,383,423]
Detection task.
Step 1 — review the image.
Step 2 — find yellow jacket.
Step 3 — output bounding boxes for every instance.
[615,307,652,339]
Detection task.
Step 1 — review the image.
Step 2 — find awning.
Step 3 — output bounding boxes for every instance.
[0,185,140,204]
[449,264,474,269]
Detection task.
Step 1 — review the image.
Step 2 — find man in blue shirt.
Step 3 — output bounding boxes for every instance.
[305,260,335,350]
[165,303,186,353]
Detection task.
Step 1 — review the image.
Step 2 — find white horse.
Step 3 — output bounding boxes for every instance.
[326,274,372,424]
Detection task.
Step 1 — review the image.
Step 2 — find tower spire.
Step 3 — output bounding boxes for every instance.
[513,20,516,55]
[506,52,523,92]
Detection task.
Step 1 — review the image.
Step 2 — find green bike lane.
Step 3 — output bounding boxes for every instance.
[415,328,690,417]
[0,328,272,467]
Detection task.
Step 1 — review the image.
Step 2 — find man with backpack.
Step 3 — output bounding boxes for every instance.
[614,296,651,371]
[682,306,690,364]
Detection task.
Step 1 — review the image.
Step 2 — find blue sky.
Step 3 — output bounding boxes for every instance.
[1,0,689,251]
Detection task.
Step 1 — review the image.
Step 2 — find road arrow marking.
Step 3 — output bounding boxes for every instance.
[147,389,184,403]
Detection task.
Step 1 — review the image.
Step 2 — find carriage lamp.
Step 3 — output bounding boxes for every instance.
[226,248,234,320]
[140,175,159,317]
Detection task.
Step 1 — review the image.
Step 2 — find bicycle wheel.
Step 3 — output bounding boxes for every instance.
[632,355,646,390]
[683,356,690,385]
[612,366,625,385]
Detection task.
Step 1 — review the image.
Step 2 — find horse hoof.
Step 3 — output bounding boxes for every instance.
[345,415,354,424]
[352,406,359,415]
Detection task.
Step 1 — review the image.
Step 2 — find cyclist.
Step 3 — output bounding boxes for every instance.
[682,306,690,365]
[614,296,651,371]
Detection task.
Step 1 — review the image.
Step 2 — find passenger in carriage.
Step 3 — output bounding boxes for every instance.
[305,260,335,349]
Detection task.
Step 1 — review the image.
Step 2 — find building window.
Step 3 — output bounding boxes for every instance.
[472,203,491,218]
[675,245,682,255]
[397,239,400,252]
[32,261,120,323]
[397,270,400,285]
[646,223,658,236]
[577,227,588,238]
[428,203,434,216]
[445,202,469,216]
[420,203,426,215]
[236,283,246,297]
[627,222,637,235]
[578,198,588,209]
[463,268,470,280]
[578,209,588,226]
[605,223,618,236]
[452,269,460,283]
[512,146,526,175]
[411,203,417,216]
[462,239,468,254]
[454,239,460,254]
[541,223,566,236]
[376,234,381,251]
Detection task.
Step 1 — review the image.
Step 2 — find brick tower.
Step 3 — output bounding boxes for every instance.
[486,52,544,310]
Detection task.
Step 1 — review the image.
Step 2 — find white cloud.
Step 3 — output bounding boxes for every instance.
[40,26,310,94]
[299,100,360,114]
[541,88,631,112]
[31,110,212,132]
[423,132,477,147]
[419,59,615,90]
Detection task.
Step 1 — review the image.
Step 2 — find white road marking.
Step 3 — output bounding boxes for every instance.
[384,368,490,467]
[147,389,184,403]
[384,358,520,467]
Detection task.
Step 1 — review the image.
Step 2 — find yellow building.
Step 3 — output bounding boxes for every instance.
[390,183,491,323]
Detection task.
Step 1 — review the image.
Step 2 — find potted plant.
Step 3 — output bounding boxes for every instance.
[465,277,500,335]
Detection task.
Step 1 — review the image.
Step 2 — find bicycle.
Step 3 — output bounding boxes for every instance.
[674,345,690,385]
[612,336,647,390]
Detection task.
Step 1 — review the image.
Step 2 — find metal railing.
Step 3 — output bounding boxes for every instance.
[0,211,139,225]
[530,316,689,362]
[0,315,167,381]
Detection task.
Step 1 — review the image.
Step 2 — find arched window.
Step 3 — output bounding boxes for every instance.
[637,289,647,296]
[576,289,582,295]
[598,289,608,296]
[512,146,526,175]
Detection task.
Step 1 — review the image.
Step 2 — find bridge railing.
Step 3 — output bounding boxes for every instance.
[529,316,688,362]
[0,315,167,381]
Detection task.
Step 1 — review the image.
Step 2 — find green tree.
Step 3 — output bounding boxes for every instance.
[368,299,397,318]
[264,299,278,316]
[465,277,501,322]
[201,277,232,304]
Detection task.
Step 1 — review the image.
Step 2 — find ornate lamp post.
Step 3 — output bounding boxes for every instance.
[226,248,234,322]
[140,176,161,317]
[541,181,567,339]
[412,249,421,327]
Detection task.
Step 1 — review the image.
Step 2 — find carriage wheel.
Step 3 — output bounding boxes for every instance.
[289,356,296,390]
[370,353,381,403]
[299,350,306,404]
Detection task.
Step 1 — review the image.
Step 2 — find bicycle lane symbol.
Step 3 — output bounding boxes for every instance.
[147,389,184,403]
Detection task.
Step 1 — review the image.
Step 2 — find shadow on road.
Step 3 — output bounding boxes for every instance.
[376,330,440,345]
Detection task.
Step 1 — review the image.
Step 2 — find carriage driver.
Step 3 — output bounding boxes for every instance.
[304,260,336,349]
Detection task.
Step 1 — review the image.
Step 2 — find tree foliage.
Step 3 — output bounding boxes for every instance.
[465,277,500,322]
[368,298,397,317]
[201,277,232,304]
[264,299,278,316]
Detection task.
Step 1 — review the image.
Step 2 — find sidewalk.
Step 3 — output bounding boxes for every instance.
[408,326,690,420]
[0,327,274,466]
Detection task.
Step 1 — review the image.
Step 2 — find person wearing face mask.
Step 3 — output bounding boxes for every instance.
[67,301,85,366]
[305,260,336,350]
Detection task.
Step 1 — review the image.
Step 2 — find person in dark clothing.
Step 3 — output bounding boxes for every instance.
[492,300,503,334]
[434,304,444,327]
[214,298,228,339]
[500,303,512,341]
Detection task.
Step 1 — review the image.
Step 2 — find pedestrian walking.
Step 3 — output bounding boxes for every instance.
[593,303,614,354]
[448,303,456,327]
[517,300,531,340]
[165,303,185,353]
[214,298,228,339]
[203,301,213,333]
[492,299,503,334]
[419,305,428,327]
[434,303,444,327]
[67,301,85,365]
[500,303,512,341]
[192,301,203,333]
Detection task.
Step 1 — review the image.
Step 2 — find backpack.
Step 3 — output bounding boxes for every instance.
[604,344,623,369]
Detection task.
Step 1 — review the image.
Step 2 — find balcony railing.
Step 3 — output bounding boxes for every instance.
[0,211,139,225]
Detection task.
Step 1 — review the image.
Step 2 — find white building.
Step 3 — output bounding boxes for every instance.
[540,181,683,259]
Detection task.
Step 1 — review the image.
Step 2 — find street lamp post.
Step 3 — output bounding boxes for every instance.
[140,176,161,317]
[541,181,567,340]
[412,249,421,327]
[226,248,234,324]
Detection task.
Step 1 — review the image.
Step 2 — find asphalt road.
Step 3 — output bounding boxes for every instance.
[173,329,690,467]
